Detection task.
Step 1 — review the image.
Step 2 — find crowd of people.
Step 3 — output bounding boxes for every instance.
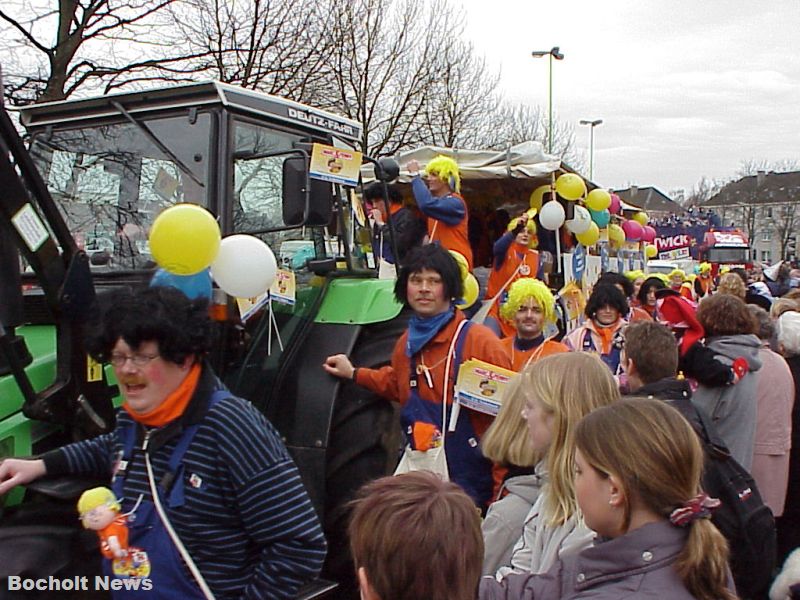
[651,205,722,228]
[2,155,799,599]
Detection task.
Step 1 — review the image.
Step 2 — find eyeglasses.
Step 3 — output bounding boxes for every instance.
[109,353,160,367]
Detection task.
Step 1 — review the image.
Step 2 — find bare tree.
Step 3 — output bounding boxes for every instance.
[416,37,500,148]
[685,176,722,208]
[473,101,581,167]
[0,0,192,105]
[166,0,334,102]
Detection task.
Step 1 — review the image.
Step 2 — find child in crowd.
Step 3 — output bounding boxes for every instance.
[494,352,620,578]
[348,471,483,600]
[480,398,735,600]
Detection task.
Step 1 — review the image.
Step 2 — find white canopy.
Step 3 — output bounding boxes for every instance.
[362,141,561,182]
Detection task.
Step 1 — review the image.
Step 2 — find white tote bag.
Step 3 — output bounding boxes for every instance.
[377,232,397,280]
[393,320,468,481]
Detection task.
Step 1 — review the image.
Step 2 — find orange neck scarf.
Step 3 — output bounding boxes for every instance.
[595,322,618,354]
[123,363,201,427]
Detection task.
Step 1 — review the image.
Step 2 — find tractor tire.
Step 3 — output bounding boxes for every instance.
[321,311,410,598]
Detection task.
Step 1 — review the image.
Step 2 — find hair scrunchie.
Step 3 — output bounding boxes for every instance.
[669,492,721,527]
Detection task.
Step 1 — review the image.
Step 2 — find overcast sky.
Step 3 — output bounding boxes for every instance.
[457,0,800,197]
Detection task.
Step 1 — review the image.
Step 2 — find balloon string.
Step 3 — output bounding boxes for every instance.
[266,295,283,356]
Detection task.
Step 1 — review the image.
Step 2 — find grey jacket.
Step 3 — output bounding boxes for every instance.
[482,466,546,575]
[480,521,697,599]
[691,333,762,470]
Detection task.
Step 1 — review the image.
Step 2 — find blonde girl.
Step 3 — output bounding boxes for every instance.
[480,398,734,600]
[496,352,620,577]
[481,375,543,574]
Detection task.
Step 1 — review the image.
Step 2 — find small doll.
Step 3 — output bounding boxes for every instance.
[78,487,129,559]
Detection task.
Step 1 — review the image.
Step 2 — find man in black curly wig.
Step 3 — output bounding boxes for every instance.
[563,283,629,373]
[0,286,326,598]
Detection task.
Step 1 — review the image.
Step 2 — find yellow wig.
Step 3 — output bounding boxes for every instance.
[507,217,539,248]
[424,155,461,193]
[650,272,670,285]
[668,268,686,281]
[624,269,645,282]
[78,487,121,515]
[500,278,556,324]
[698,262,712,274]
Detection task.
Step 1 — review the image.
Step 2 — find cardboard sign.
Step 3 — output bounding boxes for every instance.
[455,359,518,416]
[309,143,362,187]
[270,269,296,305]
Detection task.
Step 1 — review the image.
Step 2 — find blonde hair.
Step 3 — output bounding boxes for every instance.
[519,352,619,526]
[668,268,686,281]
[716,273,746,299]
[481,374,540,468]
[575,398,734,600]
[506,217,538,248]
[625,269,645,282]
[424,155,460,193]
[78,487,120,516]
[500,278,556,324]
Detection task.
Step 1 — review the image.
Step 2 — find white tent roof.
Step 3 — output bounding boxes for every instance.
[362,141,561,182]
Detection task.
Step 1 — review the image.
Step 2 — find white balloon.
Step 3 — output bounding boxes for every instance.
[210,234,278,298]
[539,200,565,231]
[566,205,592,234]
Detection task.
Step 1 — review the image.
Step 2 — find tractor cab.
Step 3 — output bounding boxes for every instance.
[1,82,406,598]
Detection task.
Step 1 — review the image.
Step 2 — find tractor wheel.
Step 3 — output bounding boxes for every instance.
[321,311,409,598]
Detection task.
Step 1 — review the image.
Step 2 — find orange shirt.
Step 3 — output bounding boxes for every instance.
[427,194,473,269]
[500,336,569,372]
[355,312,510,439]
[486,242,540,337]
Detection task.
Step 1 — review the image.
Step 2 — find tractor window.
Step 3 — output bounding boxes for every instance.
[232,120,313,246]
[28,113,211,271]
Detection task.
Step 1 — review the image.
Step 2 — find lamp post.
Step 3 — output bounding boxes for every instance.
[579,119,603,180]
[531,46,564,154]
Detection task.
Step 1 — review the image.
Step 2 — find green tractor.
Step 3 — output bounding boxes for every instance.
[0,81,409,597]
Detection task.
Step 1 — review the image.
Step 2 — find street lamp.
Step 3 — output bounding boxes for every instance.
[579,119,603,180]
[531,46,564,154]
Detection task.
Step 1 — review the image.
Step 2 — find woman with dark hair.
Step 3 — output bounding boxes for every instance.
[563,284,628,373]
[636,276,667,319]
[683,294,763,470]
[596,271,652,322]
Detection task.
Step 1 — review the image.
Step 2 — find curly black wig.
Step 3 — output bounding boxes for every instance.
[585,283,629,320]
[85,286,212,366]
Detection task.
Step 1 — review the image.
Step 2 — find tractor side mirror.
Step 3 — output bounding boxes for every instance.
[282,156,333,227]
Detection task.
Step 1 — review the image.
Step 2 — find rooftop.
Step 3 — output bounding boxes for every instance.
[704,170,800,207]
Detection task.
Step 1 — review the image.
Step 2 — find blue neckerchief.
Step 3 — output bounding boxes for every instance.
[405,308,455,357]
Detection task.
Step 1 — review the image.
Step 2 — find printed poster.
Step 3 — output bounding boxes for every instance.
[309,143,362,187]
[455,359,518,417]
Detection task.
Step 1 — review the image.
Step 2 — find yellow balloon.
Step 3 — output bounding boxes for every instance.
[449,250,470,278]
[529,185,551,211]
[608,223,625,245]
[585,189,611,211]
[149,204,221,275]
[575,222,600,246]
[555,173,586,201]
[645,244,658,258]
[633,211,649,226]
[457,273,479,310]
